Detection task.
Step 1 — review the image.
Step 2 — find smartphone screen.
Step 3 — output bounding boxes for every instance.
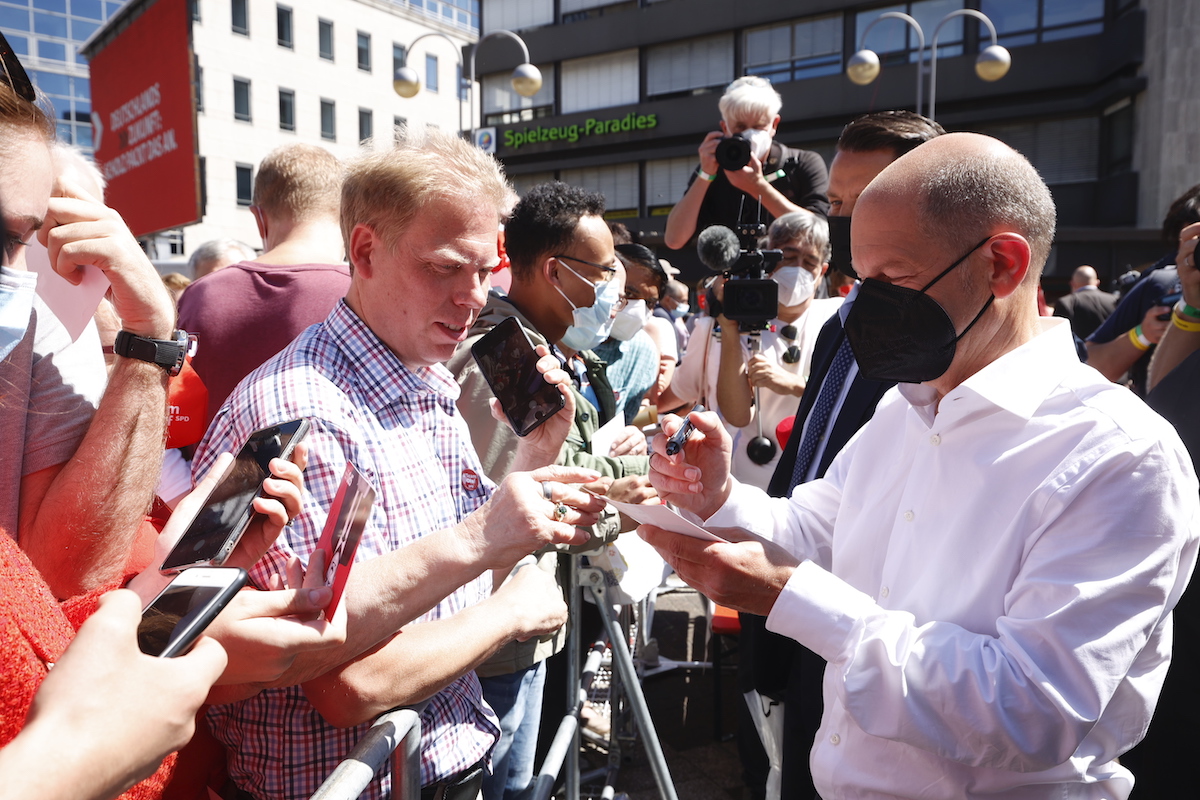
[471,317,565,437]
[160,419,310,572]
[138,567,248,657]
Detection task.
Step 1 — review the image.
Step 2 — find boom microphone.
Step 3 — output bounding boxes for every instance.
[697,225,741,273]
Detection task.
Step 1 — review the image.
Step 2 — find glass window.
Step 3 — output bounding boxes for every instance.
[31,70,71,97]
[5,34,28,56]
[193,58,203,112]
[231,0,248,35]
[393,43,407,77]
[236,164,253,206]
[320,98,336,140]
[978,0,1104,46]
[357,32,371,72]
[559,163,639,214]
[855,0,965,64]
[456,63,466,101]
[483,0,552,36]
[425,53,438,92]
[646,157,696,212]
[279,88,295,131]
[37,40,67,62]
[647,34,734,97]
[70,19,99,40]
[41,0,67,13]
[359,107,373,143]
[394,116,407,142]
[561,49,638,115]
[277,5,293,49]
[481,66,554,125]
[73,0,105,21]
[0,7,30,32]
[318,19,334,60]
[34,12,69,38]
[233,77,251,121]
[745,13,844,85]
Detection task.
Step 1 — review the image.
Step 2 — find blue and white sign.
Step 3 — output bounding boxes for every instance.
[474,127,497,154]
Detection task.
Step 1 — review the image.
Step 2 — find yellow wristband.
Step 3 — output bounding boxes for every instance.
[1128,325,1151,351]
[1173,310,1200,332]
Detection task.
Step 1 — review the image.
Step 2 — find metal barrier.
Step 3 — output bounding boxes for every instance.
[308,707,422,800]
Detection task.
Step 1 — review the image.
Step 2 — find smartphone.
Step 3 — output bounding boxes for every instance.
[471,316,566,437]
[1158,291,1182,321]
[160,419,311,573]
[138,567,248,657]
[312,462,377,618]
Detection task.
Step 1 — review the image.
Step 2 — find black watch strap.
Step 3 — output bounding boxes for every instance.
[113,329,188,376]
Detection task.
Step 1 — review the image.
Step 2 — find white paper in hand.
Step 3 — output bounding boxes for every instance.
[26,240,110,342]
[590,413,625,458]
[605,499,723,542]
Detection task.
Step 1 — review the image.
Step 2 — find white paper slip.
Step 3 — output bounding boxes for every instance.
[605,499,723,542]
[26,241,110,342]
[590,412,626,459]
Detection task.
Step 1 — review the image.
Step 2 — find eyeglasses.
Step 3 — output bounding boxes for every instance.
[554,254,627,310]
[0,30,36,103]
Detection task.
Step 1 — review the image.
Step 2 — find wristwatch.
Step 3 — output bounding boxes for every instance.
[112,329,188,376]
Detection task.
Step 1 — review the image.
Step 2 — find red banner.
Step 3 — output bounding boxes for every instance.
[88,0,199,237]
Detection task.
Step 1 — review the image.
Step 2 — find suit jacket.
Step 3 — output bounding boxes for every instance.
[766,313,894,497]
[1053,287,1117,340]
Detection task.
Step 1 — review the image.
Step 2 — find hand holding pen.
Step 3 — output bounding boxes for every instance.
[647,405,734,520]
[665,405,705,456]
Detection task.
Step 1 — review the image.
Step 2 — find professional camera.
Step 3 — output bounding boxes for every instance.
[715,133,754,171]
[697,222,782,331]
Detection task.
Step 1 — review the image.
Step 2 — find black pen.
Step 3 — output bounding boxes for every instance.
[665,405,705,456]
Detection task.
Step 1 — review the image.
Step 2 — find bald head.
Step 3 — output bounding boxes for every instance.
[1071,265,1099,291]
[861,133,1056,286]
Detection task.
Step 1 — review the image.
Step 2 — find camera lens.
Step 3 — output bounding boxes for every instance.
[715,134,752,171]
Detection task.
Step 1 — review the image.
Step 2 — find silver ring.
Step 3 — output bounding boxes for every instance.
[542,481,554,501]
[553,502,569,522]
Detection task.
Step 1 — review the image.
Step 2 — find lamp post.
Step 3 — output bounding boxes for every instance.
[393,29,542,137]
[846,9,1010,122]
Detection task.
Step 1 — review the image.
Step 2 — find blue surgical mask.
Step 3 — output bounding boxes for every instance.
[669,303,690,319]
[554,259,621,351]
[0,267,37,362]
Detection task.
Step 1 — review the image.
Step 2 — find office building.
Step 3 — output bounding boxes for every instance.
[476,0,1199,284]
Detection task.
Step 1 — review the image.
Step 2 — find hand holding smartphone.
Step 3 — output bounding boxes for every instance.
[471,317,566,437]
[138,567,248,657]
[160,419,311,573]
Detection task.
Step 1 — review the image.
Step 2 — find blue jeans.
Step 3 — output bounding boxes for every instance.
[480,662,547,800]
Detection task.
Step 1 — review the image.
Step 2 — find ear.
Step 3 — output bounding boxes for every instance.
[543,254,564,289]
[348,223,379,280]
[983,234,1031,299]
[719,119,730,137]
[769,115,781,136]
[250,206,268,243]
[816,261,829,280]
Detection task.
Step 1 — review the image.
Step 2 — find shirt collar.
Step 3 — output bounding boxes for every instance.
[899,317,1077,424]
[324,300,460,413]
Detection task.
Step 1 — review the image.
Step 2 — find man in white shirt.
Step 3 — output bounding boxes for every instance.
[641,132,1200,799]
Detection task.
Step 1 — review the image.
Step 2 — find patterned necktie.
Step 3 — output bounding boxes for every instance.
[789,336,855,490]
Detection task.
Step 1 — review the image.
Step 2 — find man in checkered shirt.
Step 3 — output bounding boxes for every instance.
[193,126,604,800]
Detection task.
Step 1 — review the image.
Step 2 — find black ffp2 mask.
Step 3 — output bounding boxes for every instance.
[844,237,994,383]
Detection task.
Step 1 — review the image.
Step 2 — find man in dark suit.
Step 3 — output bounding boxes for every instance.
[749,110,945,799]
[1053,265,1117,339]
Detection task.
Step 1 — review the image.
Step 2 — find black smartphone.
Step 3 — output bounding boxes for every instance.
[1158,291,1182,321]
[160,419,311,573]
[471,317,566,437]
[138,567,248,657]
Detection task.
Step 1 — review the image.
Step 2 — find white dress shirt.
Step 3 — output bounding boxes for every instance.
[706,318,1200,799]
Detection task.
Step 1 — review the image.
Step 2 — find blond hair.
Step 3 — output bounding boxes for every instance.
[341,125,509,252]
[253,143,343,222]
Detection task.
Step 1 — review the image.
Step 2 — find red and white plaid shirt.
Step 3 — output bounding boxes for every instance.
[196,300,499,800]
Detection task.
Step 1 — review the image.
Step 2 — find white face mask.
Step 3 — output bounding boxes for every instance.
[745,128,772,162]
[609,299,652,342]
[773,266,815,307]
[0,267,37,362]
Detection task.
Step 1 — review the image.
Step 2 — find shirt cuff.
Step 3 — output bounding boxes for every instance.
[704,478,773,536]
[765,559,878,664]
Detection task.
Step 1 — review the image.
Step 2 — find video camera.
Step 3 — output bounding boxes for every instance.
[697,223,782,332]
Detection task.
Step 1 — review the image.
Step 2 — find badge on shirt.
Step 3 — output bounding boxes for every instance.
[461,468,480,492]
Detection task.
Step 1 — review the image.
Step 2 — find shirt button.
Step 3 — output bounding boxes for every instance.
[829,733,841,745]
[581,413,590,422]
[880,586,890,598]
[930,434,941,445]
[903,510,915,522]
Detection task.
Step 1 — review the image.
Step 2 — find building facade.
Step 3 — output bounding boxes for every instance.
[0,0,127,152]
[77,0,477,265]
[475,0,1200,287]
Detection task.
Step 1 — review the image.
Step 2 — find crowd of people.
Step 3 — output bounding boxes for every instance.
[3,35,1199,800]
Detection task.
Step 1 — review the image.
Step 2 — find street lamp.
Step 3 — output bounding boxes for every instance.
[393,29,542,136]
[846,9,1010,122]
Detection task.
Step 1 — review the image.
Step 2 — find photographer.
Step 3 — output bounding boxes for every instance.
[663,76,828,251]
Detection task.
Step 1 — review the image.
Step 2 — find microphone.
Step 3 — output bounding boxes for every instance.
[697,225,741,273]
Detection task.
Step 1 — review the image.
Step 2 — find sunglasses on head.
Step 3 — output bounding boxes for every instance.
[0,30,36,103]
